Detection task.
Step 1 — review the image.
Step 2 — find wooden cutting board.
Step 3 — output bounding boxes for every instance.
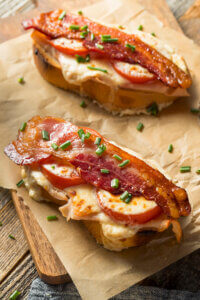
[1,0,199,285]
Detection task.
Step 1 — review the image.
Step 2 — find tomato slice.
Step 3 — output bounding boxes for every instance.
[41,162,84,189]
[112,61,156,84]
[97,190,162,225]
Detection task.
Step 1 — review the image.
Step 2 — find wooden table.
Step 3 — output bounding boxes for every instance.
[0,0,198,298]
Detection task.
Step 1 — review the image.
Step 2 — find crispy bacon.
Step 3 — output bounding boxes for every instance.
[22,9,192,89]
[4,116,191,219]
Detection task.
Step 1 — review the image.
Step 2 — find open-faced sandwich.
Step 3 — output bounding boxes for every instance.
[4,116,191,251]
[22,10,192,115]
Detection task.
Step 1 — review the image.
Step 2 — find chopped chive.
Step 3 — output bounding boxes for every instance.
[78,10,83,15]
[75,54,90,63]
[84,132,91,139]
[190,108,200,114]
[101,168,110,174]
[120,191,129,201]
[0,222,2,226]
[119,159,130,168]
[111,178,119,189]
[136,122,144,132]
[42,130,49,141]
[118,25,124,29]
[96,144,106,156]
[81,25,88,31]
[138,25,143,31]
[80,31,88,39]
[80,100,87,108]
[59,140,71,150]
[20,122,27,131]
[9,290,21,300]
[9,234,15,240]
[180,166,191,173]
[168,144,173,153]
[151,32,156,37]
[101,35,118,43]
[78,128,84,139]
[51,143,58,150]
[47,215,58,221]
[125,43,136,52]
[94,137,101,145]
[87,66,108,73]
[146,102,159,116]
[58,11,66,20]
[69,24,80,30]
[113,154,122,161]
[196,169,200,174]
[96,43,104,50]
[16,179,24,187]
[51,165,55,169]
[18,77,24,84]
[125,194,132,203]
[91,33,95,41]
[101,35,111,39]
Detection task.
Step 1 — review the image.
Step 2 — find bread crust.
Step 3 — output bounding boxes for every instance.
[33,44,178,114]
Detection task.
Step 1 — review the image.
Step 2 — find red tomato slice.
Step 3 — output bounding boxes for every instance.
[112,61,156,84]
[41,163,84,189]
[51,38,89,55]
[97,190,162,225]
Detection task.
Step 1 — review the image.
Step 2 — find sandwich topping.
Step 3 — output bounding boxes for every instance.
[5,116,191,223]
[22,9,192,89]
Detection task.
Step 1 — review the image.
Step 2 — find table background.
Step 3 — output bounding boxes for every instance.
[0,0,198,298]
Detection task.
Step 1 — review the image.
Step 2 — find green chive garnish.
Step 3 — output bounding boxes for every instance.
[58,11,66,20]
[80,31,88,39]
[96,43,104,50]
[168,144,173,153]
[119,159,130,168]
[75,54,90,63]
[51,143,58,150]
[101,169,110,174]
[180,166,191,173]
[120,191,129,201]
[78,128,84,139]
[190,108,200,114]
[16,179,24,187]
[87,66,108,73]
[69,24,80,30]
[42,130,49,141]
[111,178,119,189]
[101,35,118,43]
[125,194,132,203]
[136,122,144,132]
[94,137,101,145]
[151,32,156,37]
[91,33,95,41]
[196,169,200,174]
[60,141,71,150]
[81,25,88,31]
[78,10,83,15]
[51,165,55,169]
[138,25,143,31]
[9,290,21,300]
[18,77,24,84]
[20,122,27,131]
[96,144,106,156]
[47,215,58,221]
[9,234,15,240]
[85,132,91,139]
[113,154,122,161]
[125,43,136,52]
[146,102,159,116]
[80,100,87,108]
[0,222,2,226]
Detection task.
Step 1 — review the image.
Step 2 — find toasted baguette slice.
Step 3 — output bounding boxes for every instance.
[33,43,184,115]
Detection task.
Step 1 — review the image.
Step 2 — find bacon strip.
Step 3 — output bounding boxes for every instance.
[4,116,191,219]
[22,9,192,89]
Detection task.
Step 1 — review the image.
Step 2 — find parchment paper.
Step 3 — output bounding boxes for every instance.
[1,0,200,299]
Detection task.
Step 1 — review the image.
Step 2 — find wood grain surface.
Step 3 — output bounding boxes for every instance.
[0,0,199,298]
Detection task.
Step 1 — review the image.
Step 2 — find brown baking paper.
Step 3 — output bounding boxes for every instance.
[1,0,200,299]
